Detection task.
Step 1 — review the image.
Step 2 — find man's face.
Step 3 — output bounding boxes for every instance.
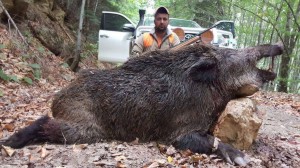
[154,13,169,33]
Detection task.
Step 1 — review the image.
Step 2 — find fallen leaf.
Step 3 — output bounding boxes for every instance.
[154,159,166,166]
[167,156,173,163]
[179,165,188,168]
[166,145,176,155]
[190,154,207,163]
[3,123,15,132]
[25,120,35,125]
[94,161,115,166]
[157,143,167,153]
[291,104,300,109]
[17,104,28,108]
[1,145,15,157]
[280,136,288,141]
[116,161,127,168]
[40,146,49,158]
[114,155,127,162]
[116,144,126,151]
[177,158,189,165]
[73,143,88,152]
[211,158,224,163]
[287,140,299,145]
[111,152,123,157]
[180,149,193,157]
[146,161,159,168]
[129,137,139,145]
[29,154,39,163]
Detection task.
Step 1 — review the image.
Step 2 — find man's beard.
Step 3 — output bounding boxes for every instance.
[155,26,167,33]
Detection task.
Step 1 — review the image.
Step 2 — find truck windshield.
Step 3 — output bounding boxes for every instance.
[169,18,201,28]
[143,17,201,28]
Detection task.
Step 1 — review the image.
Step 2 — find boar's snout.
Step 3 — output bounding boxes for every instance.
[258,69,277,82]
[256,42,283,80]
[256,42,284,59]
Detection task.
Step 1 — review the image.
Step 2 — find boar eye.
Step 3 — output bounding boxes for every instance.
[188,57,218,82]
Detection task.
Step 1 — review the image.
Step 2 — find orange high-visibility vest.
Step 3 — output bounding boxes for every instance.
[143,33,175,48]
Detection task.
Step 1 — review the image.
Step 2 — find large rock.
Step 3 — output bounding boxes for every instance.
[1,0,73,56]
[213,98,264,150]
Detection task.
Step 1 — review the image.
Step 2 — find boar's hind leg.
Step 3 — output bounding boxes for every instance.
[172,132,247,166]
[1,115,103,148]
[1,116,50,148]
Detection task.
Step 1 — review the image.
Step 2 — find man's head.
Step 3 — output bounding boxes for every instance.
[154,6,169,33]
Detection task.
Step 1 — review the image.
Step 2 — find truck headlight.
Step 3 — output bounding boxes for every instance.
[200,30,214,44]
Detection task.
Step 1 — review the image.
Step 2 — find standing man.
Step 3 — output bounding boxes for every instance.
[131,6,181,57]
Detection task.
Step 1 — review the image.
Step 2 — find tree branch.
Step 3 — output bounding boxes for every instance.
[0,0,29,48]
[230,3,288,54]
[283,0,300,32]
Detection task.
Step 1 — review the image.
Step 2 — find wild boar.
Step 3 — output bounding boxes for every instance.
[1,43,283,166]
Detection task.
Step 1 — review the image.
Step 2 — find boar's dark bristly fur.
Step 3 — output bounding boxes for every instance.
[2,43,283,166]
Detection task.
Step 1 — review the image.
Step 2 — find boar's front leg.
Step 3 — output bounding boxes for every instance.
[172,132,247,166]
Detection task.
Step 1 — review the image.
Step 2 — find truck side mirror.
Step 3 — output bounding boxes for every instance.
[123,23,135,32]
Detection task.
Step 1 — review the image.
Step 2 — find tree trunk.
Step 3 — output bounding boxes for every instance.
[270,4,283,43]
[70,0,86,72]
[94,0,99,14]
[257,4,266,45]
[278,0,300,92]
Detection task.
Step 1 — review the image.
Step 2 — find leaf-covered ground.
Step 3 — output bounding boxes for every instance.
[0,27,299,168]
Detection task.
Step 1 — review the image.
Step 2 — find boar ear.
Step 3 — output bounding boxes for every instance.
[189,57,218,82]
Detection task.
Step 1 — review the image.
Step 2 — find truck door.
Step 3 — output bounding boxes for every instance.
[98,11,135,63]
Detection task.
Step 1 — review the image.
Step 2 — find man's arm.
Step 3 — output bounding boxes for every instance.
[130,35,144,58]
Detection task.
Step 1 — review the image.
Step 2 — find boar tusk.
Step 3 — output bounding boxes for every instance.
[236,84,259,97]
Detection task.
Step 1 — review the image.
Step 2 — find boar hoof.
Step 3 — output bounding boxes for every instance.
[234,157,247,167]
[172,132,247,166]
[216,142,247,166]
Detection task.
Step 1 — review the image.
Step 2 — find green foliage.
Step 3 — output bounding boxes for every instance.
[28,63,41,80]
[81,43,98,59]
[6,38,28,54]
[33,70,41,80]
[28,63,41,69]
[0,44,5,50]
[0,69,19,82]
[85,10,101,25]
[22,77,33,85]
[23,30,32,37]
[110,0,149,23]
[37,47,45,53]
[22,54,31,59]
[0,89,3,97]
[9,75,19,82]
[0,69,10,81]
[156,0,226,26]
[60,62,69,68]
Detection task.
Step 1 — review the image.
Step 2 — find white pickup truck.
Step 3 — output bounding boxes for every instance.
[98,10,237,63]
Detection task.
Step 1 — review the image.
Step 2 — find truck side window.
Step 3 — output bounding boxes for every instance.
[101,13,131,32]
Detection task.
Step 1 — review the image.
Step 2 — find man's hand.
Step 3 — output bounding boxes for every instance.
[130,51,140,58]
